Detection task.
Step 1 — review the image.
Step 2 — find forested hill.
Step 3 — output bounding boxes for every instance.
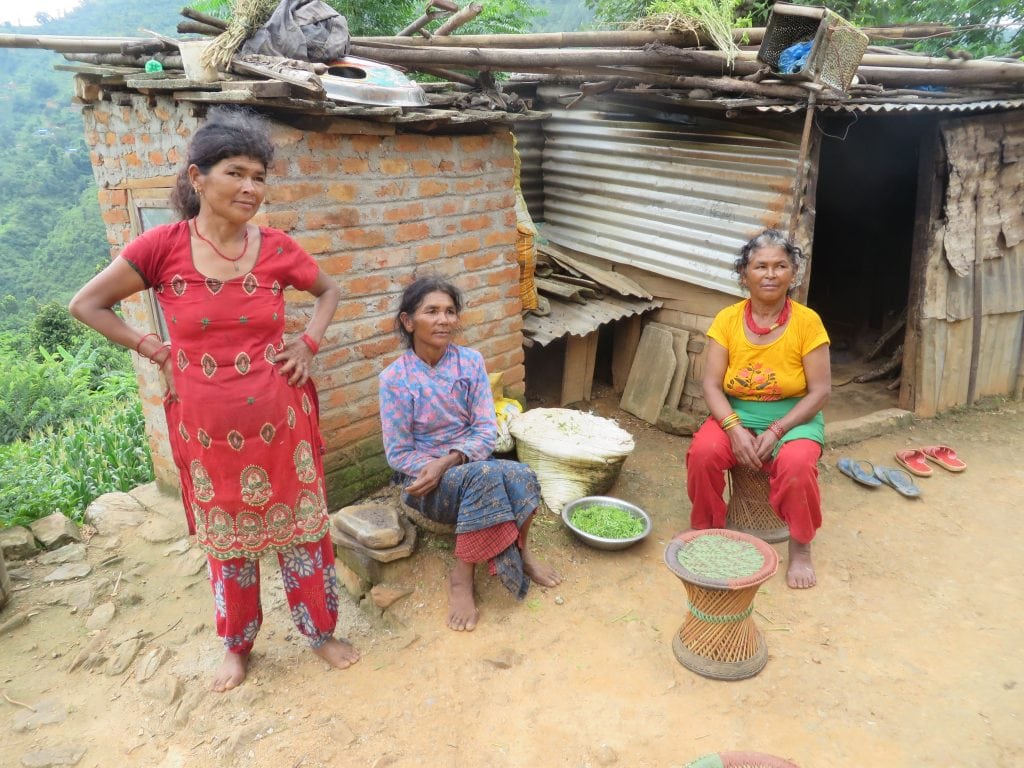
[0,0,590,334]
[0,1,182,333]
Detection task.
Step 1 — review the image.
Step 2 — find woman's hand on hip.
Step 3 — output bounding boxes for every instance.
[727,427,762,469]
[160,355,179,403]
[276,337,315,387]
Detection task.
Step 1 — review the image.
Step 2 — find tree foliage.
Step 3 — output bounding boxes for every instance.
[194,0,542,37]
[586,0,1024,56]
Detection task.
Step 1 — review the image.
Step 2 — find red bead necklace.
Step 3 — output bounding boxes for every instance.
[745,297,791,336]
[192,218,249,272]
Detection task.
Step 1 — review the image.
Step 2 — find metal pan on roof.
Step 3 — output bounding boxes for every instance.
[320,56,428,107]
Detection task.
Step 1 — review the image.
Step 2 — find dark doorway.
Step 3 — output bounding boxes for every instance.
[808,114,931,354]
[808,113,935,419]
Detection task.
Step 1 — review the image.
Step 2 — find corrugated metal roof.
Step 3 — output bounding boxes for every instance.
[757,98,1024,115]
[521,294,662,347]
[536,87,802,298]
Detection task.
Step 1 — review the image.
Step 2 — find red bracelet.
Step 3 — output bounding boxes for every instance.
[135,332,161,355]
[768,421,786,440]
[300,333,319,355]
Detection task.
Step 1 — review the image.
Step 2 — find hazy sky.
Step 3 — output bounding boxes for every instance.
[0,0,83,26]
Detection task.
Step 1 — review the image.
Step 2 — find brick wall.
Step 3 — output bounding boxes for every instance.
[80,88,524,507]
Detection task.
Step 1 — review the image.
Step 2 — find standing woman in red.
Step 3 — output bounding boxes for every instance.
[70,108,359,690]
[685,230,831,588]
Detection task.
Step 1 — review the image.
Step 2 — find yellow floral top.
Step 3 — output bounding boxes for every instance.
[708,299,830,402]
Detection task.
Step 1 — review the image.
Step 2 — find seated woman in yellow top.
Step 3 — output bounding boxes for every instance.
[686,229,831,588]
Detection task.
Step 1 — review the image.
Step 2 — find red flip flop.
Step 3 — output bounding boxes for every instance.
[921,445,967,472]
[895,449,933,477]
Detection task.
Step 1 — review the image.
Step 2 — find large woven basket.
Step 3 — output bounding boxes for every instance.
[509,408,635,514]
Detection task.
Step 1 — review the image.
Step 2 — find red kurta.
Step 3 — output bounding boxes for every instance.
[122,221,330,560]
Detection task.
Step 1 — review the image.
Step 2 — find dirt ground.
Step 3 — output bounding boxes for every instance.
[2,392,1022,768]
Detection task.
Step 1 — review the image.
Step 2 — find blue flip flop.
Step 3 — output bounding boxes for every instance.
[873,465,922,498]
[837,458,882,488]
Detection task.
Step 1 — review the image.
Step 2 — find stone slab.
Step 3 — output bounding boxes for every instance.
[42,563,92,583]
[330,516,416,564]
[648,322,690,410]
[620,323,676,424]
[331,504,403,549]
[84,492,149,534]
[0,526,37,561]
[29,513,81,550]
[655,405,700,437]
[825,408,915,448]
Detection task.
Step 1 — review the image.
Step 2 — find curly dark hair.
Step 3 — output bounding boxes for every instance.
[169,107,275,220]
[394,276,463,347]
[733,229,804,288]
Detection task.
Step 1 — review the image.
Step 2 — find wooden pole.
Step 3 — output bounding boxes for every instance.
[0,33,167,53]
[859,52,1024,71]
[856,64,1024,86]
[967,189,985,405]
[787,91,817,240]
[398,10,449,38]
[434,2,483,37]
[356,30,720,49]
[180,6,228,31]
[351,25,951,50]
[177,21,224,37]
[345,45,762,75]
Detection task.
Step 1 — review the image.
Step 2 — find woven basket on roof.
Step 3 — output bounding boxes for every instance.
[509,408,635,515]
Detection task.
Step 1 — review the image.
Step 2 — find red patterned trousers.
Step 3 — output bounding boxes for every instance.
[206,535,339,654]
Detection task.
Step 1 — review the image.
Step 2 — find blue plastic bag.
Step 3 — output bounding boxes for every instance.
[779,40,813,74]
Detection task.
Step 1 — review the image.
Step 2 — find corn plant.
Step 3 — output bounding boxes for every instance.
[0,397,153,528]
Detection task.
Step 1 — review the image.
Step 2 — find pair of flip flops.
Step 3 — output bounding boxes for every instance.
[836,458,921,498]
[894,445,967,477]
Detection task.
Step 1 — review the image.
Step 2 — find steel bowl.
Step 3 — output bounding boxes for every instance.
[561,496,651,551]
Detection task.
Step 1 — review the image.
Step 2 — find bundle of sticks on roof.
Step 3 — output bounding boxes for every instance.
[1,1,1023,104]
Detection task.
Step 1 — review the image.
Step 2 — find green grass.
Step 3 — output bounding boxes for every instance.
[0,335,154,529]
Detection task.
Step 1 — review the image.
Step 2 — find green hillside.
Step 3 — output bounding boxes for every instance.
[0,2,201,333]
[0,0,593,333]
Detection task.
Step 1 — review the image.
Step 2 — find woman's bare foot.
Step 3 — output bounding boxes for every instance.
[447,559,478,631]
[211,651,249,692]
[312,637,360,669]
[787,539,816,589]
[523,548,561,588]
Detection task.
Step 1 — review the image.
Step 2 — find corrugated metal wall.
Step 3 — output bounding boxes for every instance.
[534,87,803,298]
[513,120,545,223]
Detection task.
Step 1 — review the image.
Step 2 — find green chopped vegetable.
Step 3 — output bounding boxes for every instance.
[570,503,645,539]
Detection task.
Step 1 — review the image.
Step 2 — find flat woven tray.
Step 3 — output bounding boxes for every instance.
[665,528,778,589]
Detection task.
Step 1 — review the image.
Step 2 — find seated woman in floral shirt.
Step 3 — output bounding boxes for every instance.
[379,276,561,631]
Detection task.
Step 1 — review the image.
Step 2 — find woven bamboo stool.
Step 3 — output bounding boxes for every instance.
[685,751,800,768]
[664,528,778,680]
[725,464,789,543]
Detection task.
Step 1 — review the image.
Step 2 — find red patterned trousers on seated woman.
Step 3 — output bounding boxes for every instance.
[686,418,823,544]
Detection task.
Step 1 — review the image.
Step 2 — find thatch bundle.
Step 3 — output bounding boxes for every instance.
[201,0,278,70]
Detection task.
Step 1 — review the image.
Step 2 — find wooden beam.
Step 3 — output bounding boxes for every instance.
[899,125,943,414]
[612,315,642,394]
[561,331,598,405]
